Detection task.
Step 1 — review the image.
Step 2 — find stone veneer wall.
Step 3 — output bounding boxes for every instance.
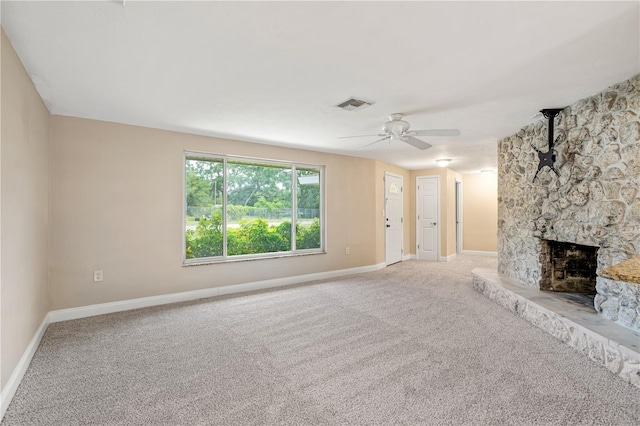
[497,74,640,330]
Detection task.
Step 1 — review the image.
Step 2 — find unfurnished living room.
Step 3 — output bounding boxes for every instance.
[1,1,640,425]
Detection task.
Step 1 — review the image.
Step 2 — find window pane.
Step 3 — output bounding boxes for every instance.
[296,167,321,250]
[185,158,224,259]
[226,161,292,255]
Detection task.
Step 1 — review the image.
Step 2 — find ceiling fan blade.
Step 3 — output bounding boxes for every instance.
[401,136,432,150]
[360,136,390,150]
[410,129,461,137]
[338,134,384,139]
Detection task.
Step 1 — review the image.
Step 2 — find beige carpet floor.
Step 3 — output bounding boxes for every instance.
[3,256,640,425]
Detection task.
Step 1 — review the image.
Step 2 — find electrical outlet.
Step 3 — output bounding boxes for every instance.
[345,247,350,255]
[93,270,104,282]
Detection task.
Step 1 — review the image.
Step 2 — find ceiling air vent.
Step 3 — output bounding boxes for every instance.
[336,97,374,111]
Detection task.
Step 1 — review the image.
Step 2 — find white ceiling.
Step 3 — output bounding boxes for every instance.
[2,1,639,173]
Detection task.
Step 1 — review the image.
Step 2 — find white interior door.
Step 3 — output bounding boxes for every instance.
[385,173,403,265]
[417,176,439,261]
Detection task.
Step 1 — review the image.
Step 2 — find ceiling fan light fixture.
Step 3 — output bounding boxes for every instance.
[436,159,452,167]
[389,123,405,135]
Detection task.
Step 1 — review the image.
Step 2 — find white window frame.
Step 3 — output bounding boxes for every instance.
[182,150,325,265]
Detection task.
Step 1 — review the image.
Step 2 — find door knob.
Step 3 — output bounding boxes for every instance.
[386,224,391,228]
[431,222,437,225]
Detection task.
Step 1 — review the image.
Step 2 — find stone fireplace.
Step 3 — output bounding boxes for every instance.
[497,73,640,332]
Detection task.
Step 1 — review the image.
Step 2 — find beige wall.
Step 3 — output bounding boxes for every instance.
[410,168,460,258]
[461,173,497,252]
[374,161,412,261]
[1,30,51,391]
[48,116,380,310]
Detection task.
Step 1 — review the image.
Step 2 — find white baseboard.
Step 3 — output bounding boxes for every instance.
[439,253,457,262]
[48,287,222,323]
[2,261,387,418]
[402,254,416,261]
[1,313,50,420]
[461,250,498,257]
[48,262,387,323]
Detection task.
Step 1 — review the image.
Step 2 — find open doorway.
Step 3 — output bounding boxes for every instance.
[455,179,463,254]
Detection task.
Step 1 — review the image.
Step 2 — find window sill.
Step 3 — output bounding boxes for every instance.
[182,250,326,267]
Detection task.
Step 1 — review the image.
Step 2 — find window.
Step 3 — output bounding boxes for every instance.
[184,152,324,263]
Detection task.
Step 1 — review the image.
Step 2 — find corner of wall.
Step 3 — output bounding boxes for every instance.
[1,27,52,404]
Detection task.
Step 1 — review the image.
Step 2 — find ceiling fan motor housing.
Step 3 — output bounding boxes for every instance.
[383,113,410,136]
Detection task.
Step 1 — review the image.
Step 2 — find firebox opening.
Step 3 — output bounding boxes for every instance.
[540,240,598,295]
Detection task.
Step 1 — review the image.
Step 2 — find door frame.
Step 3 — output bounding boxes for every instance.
[384,172,404,266]
[455,178,463,254]
[416,175,440,261]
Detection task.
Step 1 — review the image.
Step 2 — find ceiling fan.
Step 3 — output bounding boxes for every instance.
[340,113,460,150]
